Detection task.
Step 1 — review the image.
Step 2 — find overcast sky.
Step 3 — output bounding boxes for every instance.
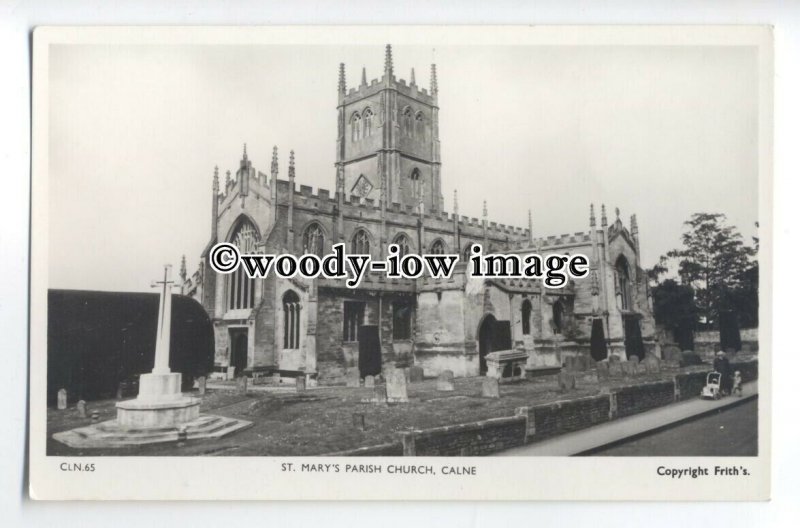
[48,43,759,292]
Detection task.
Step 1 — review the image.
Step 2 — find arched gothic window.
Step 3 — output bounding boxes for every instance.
[521,299,532,335]
[227,219,258,311]
[282,290,301,349]
[351,112,362,142]
[552,300,564,335]
[430,239,446,255]
[409,168,421,202]
[616,255,633,311]
[415,111,425,139]
[363,107,373,138]
[352,229,370,255]
[402,106,413,137]
[302,223,325,257]
[394,233,411,258]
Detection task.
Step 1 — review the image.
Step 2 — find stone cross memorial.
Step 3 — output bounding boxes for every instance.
[115,264,201,429]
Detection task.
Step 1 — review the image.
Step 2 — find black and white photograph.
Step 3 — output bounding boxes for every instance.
[27,25,772,501]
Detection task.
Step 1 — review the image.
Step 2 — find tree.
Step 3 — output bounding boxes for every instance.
[666,213,756,328]
[651,279,697,349]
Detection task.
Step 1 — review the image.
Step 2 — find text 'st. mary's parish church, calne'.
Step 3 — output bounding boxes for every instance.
[182,45,656,382]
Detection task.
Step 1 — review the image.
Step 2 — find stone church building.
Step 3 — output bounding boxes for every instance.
[182,45,656,383]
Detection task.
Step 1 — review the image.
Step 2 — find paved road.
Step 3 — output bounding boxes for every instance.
[590,398,758,456]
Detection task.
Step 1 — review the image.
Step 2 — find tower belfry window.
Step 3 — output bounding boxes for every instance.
[415,111,424,139]
[402,106,413,137]
[351,112,362,142]
[363,107,373,137]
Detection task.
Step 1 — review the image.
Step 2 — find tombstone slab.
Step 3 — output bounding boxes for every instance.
[609,361,623,377]
[57,389,67,410]
[197,376,207,395]
[436,370,455,391]
[408,366,424,383]
[346,370,361,388]
[236,376,248,394]
[558,372,576,392]
[481,377,500,398]
[364,375,375,388]
[643,354,661,374]
[227,366,236,380]
[76,400,87,418]
[622,361,637,377]
[373,385,388,404]
[596,362,610,381]
[295,376,306,392]
[386,370,409,403]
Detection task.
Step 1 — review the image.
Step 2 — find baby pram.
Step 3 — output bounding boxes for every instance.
[701,372,723,400]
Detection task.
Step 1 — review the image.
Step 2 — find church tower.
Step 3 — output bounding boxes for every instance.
[336,45,443,212]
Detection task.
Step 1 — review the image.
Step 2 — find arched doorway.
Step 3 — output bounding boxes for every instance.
[478,314,497,375]
[230,329,248,377]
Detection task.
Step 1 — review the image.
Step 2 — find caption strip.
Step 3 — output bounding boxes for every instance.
[209,243,589,289]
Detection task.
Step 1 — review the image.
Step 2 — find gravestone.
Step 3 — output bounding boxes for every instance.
[352,413,366,431]
[252,373,261,385]
[373,385,388,404]
[558,372,576,392]
[57,389,67,410]
[227,366,236,380]
[197,376,207,395]
[563,356,575,371]
[364,375,375,388]
[609,355,621,363]
[296,375,306,392]
[76,400,87,418]
[629,355,640,365]
[622,361,637,377]
[386,370,408,403]
[609,361,623,377]
[116,382,124,400]
[346,370,361,388]
[663,345,682,362]
[91,410,100,423]
[481,377,500,398]
[408,366,424,383]
[596,361,610,381]
[237,376,248,394]
[272,373,281,385]
[436,370,455,391]
[643,354,661,374]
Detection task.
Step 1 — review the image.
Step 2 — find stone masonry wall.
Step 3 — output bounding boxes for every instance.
[408,416,528,456]
[530,394,611,440]
[322,358,759,456]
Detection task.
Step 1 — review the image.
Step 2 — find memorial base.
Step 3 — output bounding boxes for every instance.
[52,370,252,448]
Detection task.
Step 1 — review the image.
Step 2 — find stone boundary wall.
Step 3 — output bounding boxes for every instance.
[321,359,758,456]
[692,328,759,358]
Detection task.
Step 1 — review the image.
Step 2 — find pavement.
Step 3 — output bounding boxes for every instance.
[498,381,758,456]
